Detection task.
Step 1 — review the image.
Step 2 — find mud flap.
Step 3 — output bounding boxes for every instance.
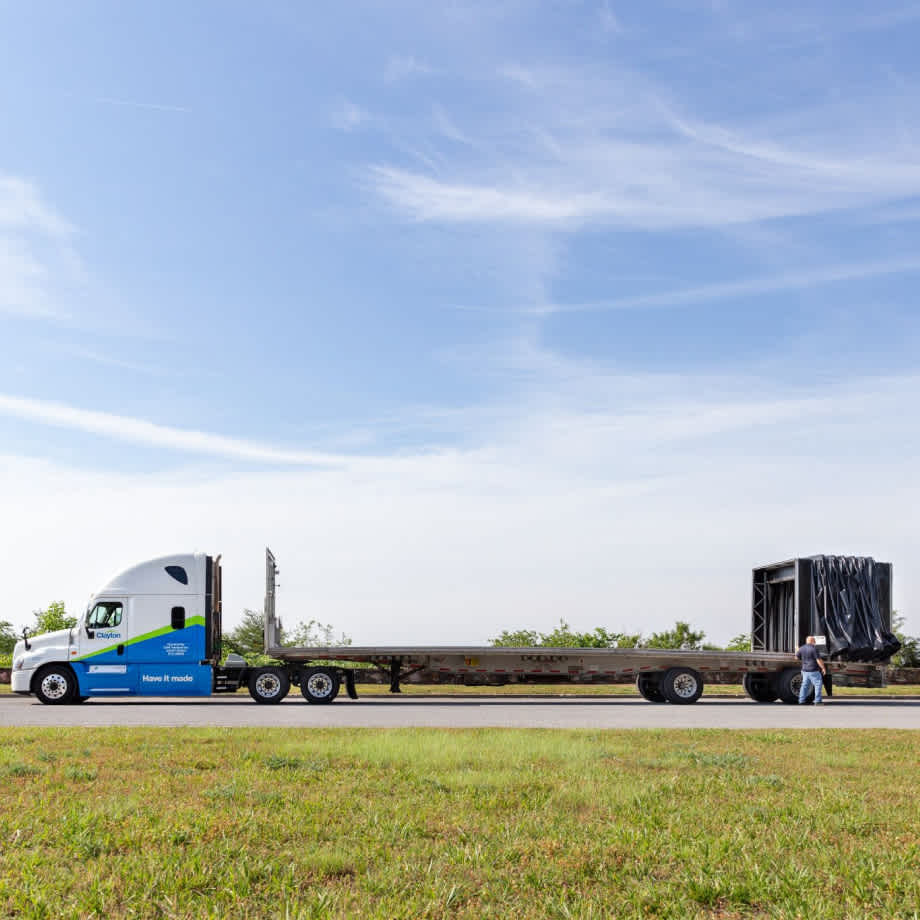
[345,670,358,700]
[823,672,833,698]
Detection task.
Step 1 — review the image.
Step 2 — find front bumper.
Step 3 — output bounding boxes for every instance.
[11,668,35,695]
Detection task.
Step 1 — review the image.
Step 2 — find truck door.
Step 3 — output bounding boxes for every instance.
[73,598,138,695]
[127,595,213,696]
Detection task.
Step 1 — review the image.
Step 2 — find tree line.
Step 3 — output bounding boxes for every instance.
[492,615,920,666]
[490,619,750,651]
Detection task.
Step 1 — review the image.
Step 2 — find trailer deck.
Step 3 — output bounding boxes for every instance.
[260,550,888,705]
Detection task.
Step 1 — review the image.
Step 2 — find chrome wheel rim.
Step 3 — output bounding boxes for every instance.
[672,673,698,699]
[41,673,69,701]
[307,673,334,698]
[254,673,281,698]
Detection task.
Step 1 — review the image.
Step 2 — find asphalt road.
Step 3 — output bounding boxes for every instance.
[2,695,919,729]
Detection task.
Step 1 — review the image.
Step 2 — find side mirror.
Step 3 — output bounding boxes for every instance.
[21,627,31,651]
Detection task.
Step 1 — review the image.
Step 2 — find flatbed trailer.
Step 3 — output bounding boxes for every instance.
[262,642,880,705]
[259,550,889,706]
[12,548,893,706]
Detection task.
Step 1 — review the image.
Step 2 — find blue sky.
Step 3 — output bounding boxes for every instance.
[1,1,918,642]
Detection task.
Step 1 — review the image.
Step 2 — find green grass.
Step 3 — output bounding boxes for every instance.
[1,728,918,919]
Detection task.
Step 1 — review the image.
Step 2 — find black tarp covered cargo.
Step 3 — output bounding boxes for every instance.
[752,556,899,661]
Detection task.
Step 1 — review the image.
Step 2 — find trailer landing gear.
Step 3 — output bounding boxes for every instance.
[344,670,358,700]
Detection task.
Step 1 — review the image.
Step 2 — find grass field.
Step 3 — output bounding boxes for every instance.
[1,728,918,919]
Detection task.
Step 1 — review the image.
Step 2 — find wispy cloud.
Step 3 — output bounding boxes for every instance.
[370,135,920,228]
[598,0,622,34]
[384,55,432,83]
[90,96,191,114]
[708,3,920,44]
[497,64,540,89]
[509,255,920,315]
[0,237,60,318]
[0,394,343,466]
[0,175,74,237]
[0,174,79,319]
[371,166,600,222]
[432,105,475,147]
[332,100,370,132]
[54,345,174,377]
[366,62,920,230]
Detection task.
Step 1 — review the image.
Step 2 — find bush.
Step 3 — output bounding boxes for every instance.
[0,620,19,656]
[223,609,350,664]
[32,601,77,636]
[891,612,919,668]
[491,620,640,649]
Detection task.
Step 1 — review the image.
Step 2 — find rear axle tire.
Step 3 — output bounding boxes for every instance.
[659,667,704,704]
[248,667,290,704]
[742,673,779,703]
[777,667,812,704]
[301,667,340,704]
[636,675,666,703]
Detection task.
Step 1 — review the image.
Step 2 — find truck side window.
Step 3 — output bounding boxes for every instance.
[165,566,188,585]
[171,606,186,630]
[86,602,123,629]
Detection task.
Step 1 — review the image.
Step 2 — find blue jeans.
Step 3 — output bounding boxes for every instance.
[799,670,824,703]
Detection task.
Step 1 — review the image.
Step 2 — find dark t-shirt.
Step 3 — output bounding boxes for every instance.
[796,644,822,672]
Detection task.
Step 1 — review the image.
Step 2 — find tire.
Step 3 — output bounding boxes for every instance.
[300,667,340,704]
[777,668,812,704]
[742,673,779,703]
[636,675,666,703]
[33,665,77,705]
[659,667,703,704]
[247,667,290,704]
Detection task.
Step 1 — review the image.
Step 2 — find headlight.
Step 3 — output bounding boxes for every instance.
[13,658,23,670]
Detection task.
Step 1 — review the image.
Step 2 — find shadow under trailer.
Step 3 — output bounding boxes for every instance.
[12,550,899,706]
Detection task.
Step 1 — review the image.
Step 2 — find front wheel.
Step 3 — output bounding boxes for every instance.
[301,667,340,704]
[248,667,290,704]
[34,665,77,705]
[659,667,703,704]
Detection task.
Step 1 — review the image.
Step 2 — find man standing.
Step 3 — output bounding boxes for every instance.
[796,636,826,704]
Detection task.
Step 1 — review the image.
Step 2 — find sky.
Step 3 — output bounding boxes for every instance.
[1,1,918,645]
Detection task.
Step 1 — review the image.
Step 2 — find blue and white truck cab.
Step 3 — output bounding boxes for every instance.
[12,549,359,706]
[12,553,225,703]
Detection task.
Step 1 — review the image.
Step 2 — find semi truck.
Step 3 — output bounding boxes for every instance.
[11,549,897,706]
